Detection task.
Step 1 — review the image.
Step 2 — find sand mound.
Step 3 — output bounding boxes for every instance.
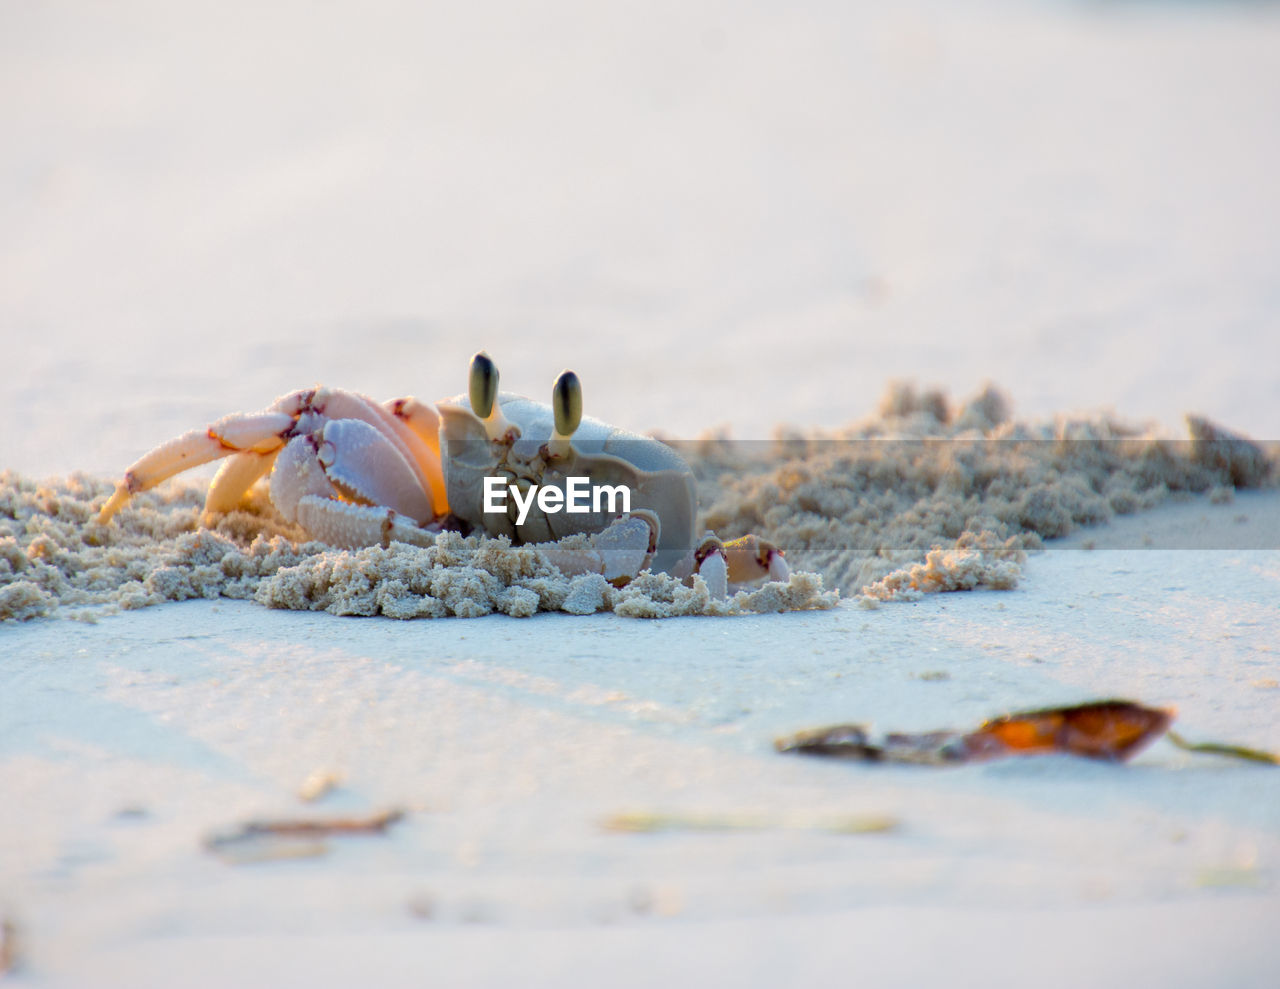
[1,384,1273,621]
[681,383,1274,601]
[0,476,834,621]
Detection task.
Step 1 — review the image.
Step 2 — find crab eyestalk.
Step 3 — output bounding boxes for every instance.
[469,351,515,442]
[547,369,582,460]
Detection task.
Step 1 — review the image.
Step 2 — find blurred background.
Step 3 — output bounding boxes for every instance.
[2,0,1278,476]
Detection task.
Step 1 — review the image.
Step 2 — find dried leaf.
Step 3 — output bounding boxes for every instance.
[962,700,1174,762]
[776,725,968,765]
[205,808,404,863]
[773,724,886,760]
[778,700,1175,765]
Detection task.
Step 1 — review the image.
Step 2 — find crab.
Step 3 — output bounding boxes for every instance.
[95,353,789,596]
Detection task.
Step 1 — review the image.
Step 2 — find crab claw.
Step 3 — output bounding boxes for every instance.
[469,351,517,444]
[723,535,789,585]
[675,533,786,598]
[537,512,656,585]
[693,534,729,599]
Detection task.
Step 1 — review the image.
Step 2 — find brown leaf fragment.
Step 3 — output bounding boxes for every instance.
[774,724,883,760]
[881,731,972,765]
[204,808,404,862]
[777,700,1175,766]
[233,808,404,839]
[775,725,971,765]
[961,700,1174,762]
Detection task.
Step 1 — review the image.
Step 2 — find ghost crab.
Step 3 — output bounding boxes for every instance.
[96,353,789,596]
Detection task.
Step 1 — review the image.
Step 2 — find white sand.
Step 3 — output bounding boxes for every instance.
[3,0,1279,984]
[3,492,1279,987]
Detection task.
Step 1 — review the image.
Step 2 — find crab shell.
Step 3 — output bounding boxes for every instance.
[437,392,697,576]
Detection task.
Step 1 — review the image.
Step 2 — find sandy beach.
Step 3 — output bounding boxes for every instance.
[3,1,1279,985]
[4,494,1280,987]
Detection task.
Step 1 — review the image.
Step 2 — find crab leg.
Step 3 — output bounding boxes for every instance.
[203,450,280,517]
[389,400,448,514]
[96,412,294,523]
[387,396,442,461]
[293,496,436,549]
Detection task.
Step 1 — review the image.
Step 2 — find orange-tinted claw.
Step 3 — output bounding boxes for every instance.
[722,534,788,584]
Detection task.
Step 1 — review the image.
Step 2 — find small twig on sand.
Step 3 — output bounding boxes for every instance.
[205,809,405,864]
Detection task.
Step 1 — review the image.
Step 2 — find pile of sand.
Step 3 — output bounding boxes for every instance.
[0,475,834,622]
[1,384,1272,622]
[685,384,1274,600]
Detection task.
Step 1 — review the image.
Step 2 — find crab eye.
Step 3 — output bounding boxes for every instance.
[552,370,582,438]
[469,352,498,419]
